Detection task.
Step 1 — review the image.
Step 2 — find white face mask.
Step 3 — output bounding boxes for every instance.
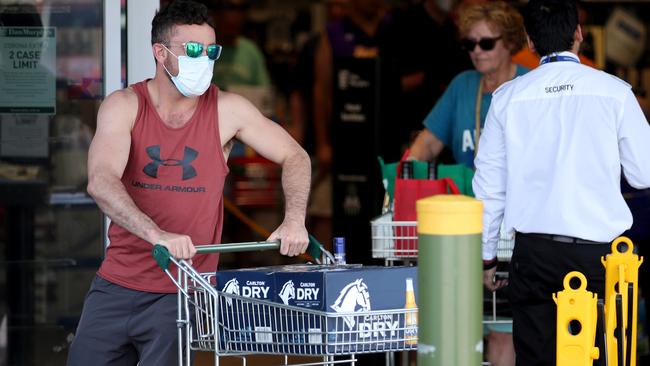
[161,44,214,97]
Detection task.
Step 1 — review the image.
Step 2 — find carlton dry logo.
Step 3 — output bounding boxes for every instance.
[143,145,198,180]
[330,279,371,329]
[221,278,270,305]
[330,279,402,340]
[278,280,320,306]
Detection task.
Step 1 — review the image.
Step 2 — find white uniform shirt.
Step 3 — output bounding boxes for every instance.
[473,51,650,261]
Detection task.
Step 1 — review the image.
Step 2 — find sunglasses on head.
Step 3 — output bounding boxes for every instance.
[166,41,222,60]
[460,36,502,52]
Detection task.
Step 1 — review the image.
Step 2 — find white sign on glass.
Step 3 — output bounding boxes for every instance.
[0,26,56,114]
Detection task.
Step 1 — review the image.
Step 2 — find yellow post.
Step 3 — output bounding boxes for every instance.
[601,237,644,366]
[553,271,599,365]
[416,195,483,366]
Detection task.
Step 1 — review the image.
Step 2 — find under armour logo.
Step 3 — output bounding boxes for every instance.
[143,145,198,180]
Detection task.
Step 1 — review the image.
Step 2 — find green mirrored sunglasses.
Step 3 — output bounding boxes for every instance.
[174,41,222,60]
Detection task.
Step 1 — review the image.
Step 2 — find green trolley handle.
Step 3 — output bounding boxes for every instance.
[153,234,327,271]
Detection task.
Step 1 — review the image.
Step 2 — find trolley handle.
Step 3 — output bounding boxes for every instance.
[153,240,279,271]
[195,241,281,254]
[152,235,330,271]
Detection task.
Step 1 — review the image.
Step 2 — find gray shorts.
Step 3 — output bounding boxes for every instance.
[67,275,186,366]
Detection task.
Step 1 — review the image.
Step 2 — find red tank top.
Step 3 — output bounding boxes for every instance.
[98,81,228,293]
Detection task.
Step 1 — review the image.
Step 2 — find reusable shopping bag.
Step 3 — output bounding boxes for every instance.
[392,157,459,255]
[392,152,461,222]
[377,155,428,205]
[437,163,475,196]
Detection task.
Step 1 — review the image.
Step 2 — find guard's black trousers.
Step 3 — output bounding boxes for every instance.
[508,233,612,366]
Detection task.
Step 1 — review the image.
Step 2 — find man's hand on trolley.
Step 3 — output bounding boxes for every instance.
[268,219,309,257]
[155,231,197,260]
[483,267,507,292]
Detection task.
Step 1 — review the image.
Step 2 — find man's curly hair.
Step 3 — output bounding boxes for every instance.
[151,0,214,45]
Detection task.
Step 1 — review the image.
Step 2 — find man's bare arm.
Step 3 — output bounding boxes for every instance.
[87,89,196,259]
[219,91,311,256]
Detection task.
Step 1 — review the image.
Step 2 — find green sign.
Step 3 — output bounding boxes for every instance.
[0,27,56,114]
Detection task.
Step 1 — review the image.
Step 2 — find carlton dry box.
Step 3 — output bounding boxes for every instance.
[215,267,276,351]
[215,265,418,354]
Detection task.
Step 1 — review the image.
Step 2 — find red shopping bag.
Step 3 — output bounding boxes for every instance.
[392,157,460,256]
[393,165,460,222]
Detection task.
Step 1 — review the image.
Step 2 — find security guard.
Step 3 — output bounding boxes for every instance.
[472,1,650,365]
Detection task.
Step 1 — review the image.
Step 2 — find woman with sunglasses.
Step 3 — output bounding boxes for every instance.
[408,1,527,170]
[408,2,526,366]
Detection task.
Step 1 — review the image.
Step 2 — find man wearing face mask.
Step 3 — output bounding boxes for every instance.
[66,1,311,364]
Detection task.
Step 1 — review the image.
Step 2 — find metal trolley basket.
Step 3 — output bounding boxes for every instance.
[370,213,515,365]
[370,212,515,263]
[153,241,418,366]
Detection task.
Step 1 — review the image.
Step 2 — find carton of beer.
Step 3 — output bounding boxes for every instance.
[273,265,417,354]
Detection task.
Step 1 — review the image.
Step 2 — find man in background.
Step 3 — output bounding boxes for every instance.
[210,0,271,91]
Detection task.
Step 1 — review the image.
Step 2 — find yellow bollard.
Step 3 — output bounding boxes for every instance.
[601,237,644,366]
[554,271,600,366]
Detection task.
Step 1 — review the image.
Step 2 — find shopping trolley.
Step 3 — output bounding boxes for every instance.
[370,213,516,365]
[153,239,418,366]
[371,212,515,263]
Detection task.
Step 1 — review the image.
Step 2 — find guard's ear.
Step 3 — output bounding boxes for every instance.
[526,35,537,55]
[574,24,583,44]
[570,25,583,54]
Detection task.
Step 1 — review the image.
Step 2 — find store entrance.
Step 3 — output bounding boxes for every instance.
[0,1,128,365]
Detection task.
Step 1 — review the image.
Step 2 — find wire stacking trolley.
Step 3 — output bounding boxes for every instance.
[370,213,515,365]
[371,212,515,263]
[153,240,418,366]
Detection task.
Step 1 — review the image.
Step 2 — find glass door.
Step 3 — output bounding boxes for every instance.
[0,1,124,365]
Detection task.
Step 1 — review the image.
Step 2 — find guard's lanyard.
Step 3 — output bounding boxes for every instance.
[540,55,580,65]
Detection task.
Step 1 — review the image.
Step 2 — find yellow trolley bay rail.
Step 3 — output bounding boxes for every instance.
[153,240,418,366]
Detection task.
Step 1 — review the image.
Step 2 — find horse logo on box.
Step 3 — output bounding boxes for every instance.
[222,278,240,307]
[330,279,371,329]
[278,280,296,305]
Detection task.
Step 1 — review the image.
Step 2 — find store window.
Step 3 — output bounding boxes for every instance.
[0,1,126,365]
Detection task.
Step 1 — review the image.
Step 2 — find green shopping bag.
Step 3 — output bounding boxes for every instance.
[437,163,475,196]
[378,153,476,201]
